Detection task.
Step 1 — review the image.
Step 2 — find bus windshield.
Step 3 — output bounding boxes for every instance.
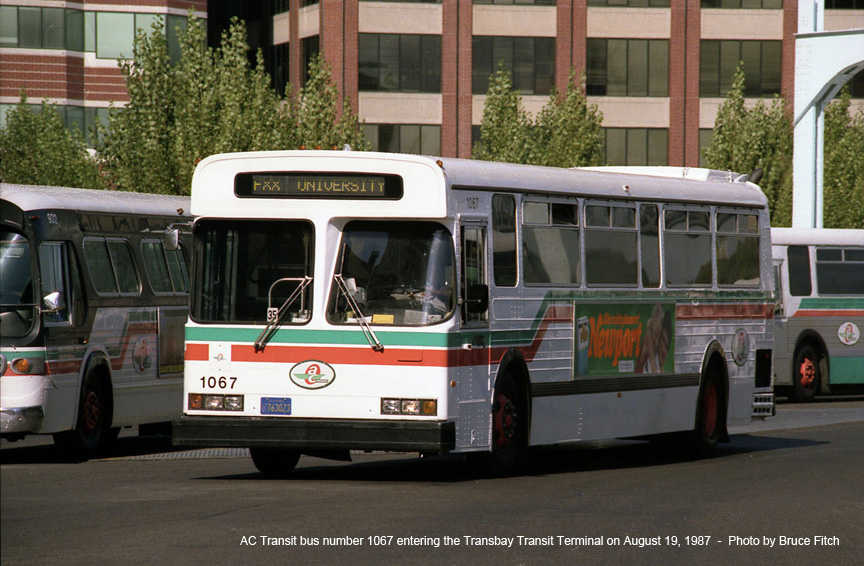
[328,221,456,326]
[0,229,36,338]
[192,219,314,324]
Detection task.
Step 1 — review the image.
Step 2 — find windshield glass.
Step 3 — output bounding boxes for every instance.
[328,221,456,326]
[0,229,37,338]
[191,219,314,324]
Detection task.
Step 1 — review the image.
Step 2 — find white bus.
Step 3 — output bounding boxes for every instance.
[1,185,191,457]
[172,151,774,476]
[771,228,864,402]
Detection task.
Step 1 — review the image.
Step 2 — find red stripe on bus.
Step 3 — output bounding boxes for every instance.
[187,305,575,368]
[185,343,210,361]
[792,310,864,318]
[676,303,773,320]
[46,360,82,375]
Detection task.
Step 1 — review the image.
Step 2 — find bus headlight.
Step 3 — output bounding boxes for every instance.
[381,398,437,416]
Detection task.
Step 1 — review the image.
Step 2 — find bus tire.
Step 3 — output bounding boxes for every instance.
[486,372,529,476]
[689,368,725,457]
[54,367,119,459]
[250,448,301,477]
[791,344,821,403]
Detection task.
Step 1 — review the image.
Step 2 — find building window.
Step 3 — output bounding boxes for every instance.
[587,39,669,97]
[0,6,84,51]
[359,34,442,93]
[272,42,290,96]
[472,36,555,95]
[700,0,781,7]
[302,36,319,86]
[700,40,782,97]
[588,0,669,5]
[362,124,441,155]
[822,0,864,7]
[474,0,555,4]
[604,128,668,166]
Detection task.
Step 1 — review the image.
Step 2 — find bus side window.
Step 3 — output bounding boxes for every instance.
[39,242,83,325]
[786,246,811,297]
[492,195,517,287]
[773,263,784,315]
[461,225,488,324]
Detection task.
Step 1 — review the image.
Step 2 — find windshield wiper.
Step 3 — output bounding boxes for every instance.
[254,276,312,351]
[334,274,384,352]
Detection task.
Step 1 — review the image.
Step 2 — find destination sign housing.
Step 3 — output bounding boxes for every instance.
[235,173,403,199]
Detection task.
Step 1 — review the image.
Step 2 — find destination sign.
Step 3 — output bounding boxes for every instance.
[235,173,403,199]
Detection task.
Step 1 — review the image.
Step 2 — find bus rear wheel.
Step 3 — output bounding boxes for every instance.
[250,448,301,478]
[791,345,821,403]
[688,369,724,457]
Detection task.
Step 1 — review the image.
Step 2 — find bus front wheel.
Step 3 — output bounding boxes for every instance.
[791,344,821,403]
[54,368,119,459]
[250,448,301,478]
[486,373,529,476]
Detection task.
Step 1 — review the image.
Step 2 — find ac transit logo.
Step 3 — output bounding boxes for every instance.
[838,322,860,346]
[290,360,336,390]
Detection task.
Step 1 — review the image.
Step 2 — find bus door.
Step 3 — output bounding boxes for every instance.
[456,221,492,449]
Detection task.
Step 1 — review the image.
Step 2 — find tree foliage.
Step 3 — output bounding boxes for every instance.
[294,54,369,151]
[532,69,604,168]
[472,63,535,164]
[703,65,793,226]
[473,64,603,168]
[95,12,366,195]
[823,90,864,229]
[0,96,100,188]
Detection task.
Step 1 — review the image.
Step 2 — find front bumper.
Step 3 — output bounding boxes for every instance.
[1,406,44,435]
[172,416,456,453]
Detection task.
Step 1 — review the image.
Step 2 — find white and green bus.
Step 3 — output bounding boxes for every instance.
[172,151,775,476]
[771,228,864,402]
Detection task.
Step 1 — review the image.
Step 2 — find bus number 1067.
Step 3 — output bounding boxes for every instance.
[199,376,237,390]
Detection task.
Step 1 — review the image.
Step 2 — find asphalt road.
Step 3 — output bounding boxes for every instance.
[2,398,863,566]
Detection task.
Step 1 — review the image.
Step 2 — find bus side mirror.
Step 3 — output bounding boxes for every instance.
[164,228,180,251]
[465,284,489,314]
[42,291,65,314]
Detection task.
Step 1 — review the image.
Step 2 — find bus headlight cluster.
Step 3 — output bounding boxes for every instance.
[188,393,244,411]
[381,398,437,416]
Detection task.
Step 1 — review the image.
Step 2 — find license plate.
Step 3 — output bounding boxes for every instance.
[261,397,292,415]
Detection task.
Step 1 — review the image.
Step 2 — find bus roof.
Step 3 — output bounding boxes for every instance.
[1,184,190,218]
[771,227,864,247]
[192,150,769,211]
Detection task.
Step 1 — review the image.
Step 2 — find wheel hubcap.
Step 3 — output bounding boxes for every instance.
[798,358,816,388]
[83,390,100,432]
[703,382,718,437]
[494,392,517,448]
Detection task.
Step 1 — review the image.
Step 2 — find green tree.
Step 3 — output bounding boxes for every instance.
[294,54,369,151]
[532,69,604,168]
[472,63,534,163]
[823,90,864,229]
[98,12,366,195]
[703,65,793,226]
[0,96,100,188]
[97,18,177,193]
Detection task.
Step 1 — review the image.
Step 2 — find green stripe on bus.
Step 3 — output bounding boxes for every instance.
[798,297,864,310]
[829,357,864,385]
[185,326,458,348]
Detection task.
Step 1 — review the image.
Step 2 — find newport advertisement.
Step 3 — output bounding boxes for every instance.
[575,303,675,376]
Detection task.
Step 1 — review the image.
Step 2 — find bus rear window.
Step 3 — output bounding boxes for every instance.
[192,220,314,324]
